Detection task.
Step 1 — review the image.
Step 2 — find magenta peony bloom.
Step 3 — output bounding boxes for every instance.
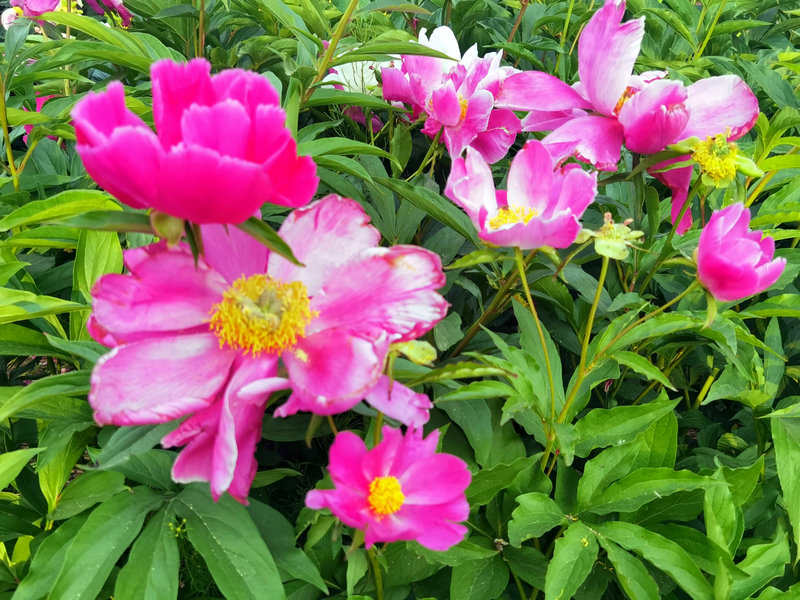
[306,427,471,550]
[88,196,446,501]
[382,26,520,163]
[10,0,58,17]
[696,203,785,302]
[72,58,318,225]
[83,0,132,27]
[445,141,597,249]
[23,94,56,144]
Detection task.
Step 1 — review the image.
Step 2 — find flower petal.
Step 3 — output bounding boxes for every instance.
[543,115,624,171]
[444,147,497,223]
[469,108,521,164]
[362,377,432,428]
[681,75,759,141]
[200,223,269,284]
[618,79,689,153]
[495,71,592,112]
[507,140,554,212]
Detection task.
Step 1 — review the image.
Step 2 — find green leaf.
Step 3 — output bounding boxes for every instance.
[467,455,537,506]
[251,468,301,488]
[56,209,154,233]
[413,539,498,567]
[450,554,509,600]
[438,398,493,467]
[49,487,163,599]
[354,1,431,16]
[585,467,718,515]
[236,217,301,266]
[0,371,90,423]
[115,506,180,600]
[408,361,511,386]
[573,398,679,457]
[0,287,85,325]
[769,410,800,564]
[508,492,567,546]
[0,190,119,231]
[0,324,72,360]
[176,485,285,600]
[545,521,598,600]
[94,423,178,470]
[729,527,791,600]
[304,88,393,110]
[50,470,126,520]
[595,521,713,600]
[0,447,40,490]
[298,137,399,167]
[611,351,676,390]
[598,539,659,600]
[446,248,507,270]
[642,7,697,48]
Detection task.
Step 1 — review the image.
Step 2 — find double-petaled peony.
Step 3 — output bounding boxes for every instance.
[306,427,471,550]
[72,58,318,225]
[495,0,758,201]
[696,203,785,302]
[382,26,520,163]
[445,140,597,249]
[88,196,447,502]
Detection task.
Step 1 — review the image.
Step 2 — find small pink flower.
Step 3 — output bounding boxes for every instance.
[88,196,446,501]
[696,203,785,302]
[306,427,471,551]
[84,0,132,27]
[445,140,597,249]
[72,58,318,224]
[10,0,58,17]
[2,7,20,29]
[23,93,56,144]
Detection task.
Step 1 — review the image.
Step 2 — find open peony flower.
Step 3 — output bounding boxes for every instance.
[88,195,446,501]
[9,0,59,17]
[306,427,471,550]
[444,140,597,249]
[72,58,317,225]
[696,203,785,302]
[382,26,520,163]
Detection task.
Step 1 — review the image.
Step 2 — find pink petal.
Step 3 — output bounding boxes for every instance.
[90,243,227,345]
[429,83,463,128]
[326,431,370,489]
[151,59,216,150]
[401,502,470,550]
[276,329,389,417]
[682,75,759,141]
[649,157,693,234]
[156,145,271,224]
[543,115,624,171]
[381,68,414,104]
[578,0,645,115]
[481,211,582,250]
[180,100,251,160]
[618,79,690,154]
[268,196,380,296]
[469,109,521,164]
[362,377,432,428]
[495,71,592,112]
[442,90,493,158]
[400,453,472,504]
[211,69,281,117]
[72,82,149,143]
[548,165,598,219]
[507,140,554,212]
[444,147,497,223]
[521,108,588,132]
[89,333,236,426]
[200,223,269,284]
[310,246,447,342]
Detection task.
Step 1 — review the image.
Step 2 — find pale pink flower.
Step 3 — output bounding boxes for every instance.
[2,7,20,29]
[88,196,446,501]
[306,427,471,550]
[445,141,597,249]
[696,203,785,302]
[72,58,317,224]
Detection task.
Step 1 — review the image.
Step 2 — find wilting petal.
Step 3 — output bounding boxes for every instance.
[578,0,645,115]
[618,79,689,154]
[363,377,432,428]
[681,75,759,141]
[89,333,236,426]
[495,71,592,112]
[268,196,380,295]
[543,115,624,170]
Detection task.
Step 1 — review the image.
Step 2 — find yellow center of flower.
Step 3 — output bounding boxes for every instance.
[613,86,638,115]
[487,206,538,230]
[459,96,468,121]
[692,133,738,185]
[209,274,315,356]
[368,476,405,516]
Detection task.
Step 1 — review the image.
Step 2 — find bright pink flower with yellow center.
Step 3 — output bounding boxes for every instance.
[72,58,318,225]
[696,203,785,302]
[87,196,447,502]
[445,140,597,249]
[306,426,471,550]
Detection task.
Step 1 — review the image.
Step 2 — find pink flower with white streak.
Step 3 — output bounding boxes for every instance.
[88,196,447,502]
[445,140,597,249]
[382,26,520,163]
[307,426,471,550]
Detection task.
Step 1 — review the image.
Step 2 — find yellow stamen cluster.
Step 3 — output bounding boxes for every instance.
[209,274,315,356]
[613,86,638,115]
[692,133,738,185]
[368,476,405,516]
[459,96,468,121]
[487,205,538,230]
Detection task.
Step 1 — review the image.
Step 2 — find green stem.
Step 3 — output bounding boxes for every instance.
[553,0,575,71]
[197,0,206,57]
[514,247,556,420]
[507,0,529,44]
[637,179,702,292]
[406,128,442,181]
[0,78,19,193]
[511,569,527,600]
[694,0,728,60]
[304,0,360,102]
[368,547,384,600]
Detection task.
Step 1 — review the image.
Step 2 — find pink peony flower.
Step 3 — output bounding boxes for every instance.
[445,140,597,249]
[88,195,447,501]
[382,26,520,163]
[71,58,318,225]
[10,0,58,17]
[306,427,471,550]
[696,203,785,302]
[83,0,132,27]
[23,94,56,144]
